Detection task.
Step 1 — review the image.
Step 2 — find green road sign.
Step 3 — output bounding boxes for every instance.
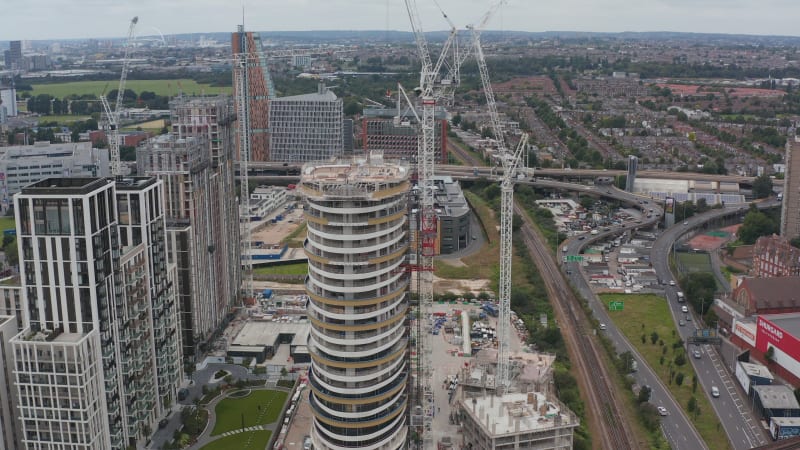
[609,301,624,311]
[566,255,584,262]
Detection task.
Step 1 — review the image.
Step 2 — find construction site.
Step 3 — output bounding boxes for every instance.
[228,1,580,449]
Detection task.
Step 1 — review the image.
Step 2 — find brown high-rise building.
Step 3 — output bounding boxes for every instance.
[231,26,273,162]
[781,136,800,241]
[753,235,800,278]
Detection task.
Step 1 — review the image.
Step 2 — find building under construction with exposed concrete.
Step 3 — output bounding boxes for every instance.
[301,152,410,450]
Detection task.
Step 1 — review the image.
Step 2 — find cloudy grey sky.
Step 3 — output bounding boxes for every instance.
[2,0,800,41]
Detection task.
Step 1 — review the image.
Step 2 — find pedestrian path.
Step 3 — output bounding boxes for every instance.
[218,424,270,437]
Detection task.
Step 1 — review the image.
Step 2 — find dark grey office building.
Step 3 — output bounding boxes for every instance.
[433,176,471,254]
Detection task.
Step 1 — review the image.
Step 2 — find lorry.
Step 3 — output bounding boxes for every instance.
[676,292,685,302]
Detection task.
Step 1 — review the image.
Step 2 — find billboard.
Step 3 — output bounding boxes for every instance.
[665,196,675,215]
[756,316,800,363]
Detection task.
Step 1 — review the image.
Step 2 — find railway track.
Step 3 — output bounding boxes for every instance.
[447,140,482,167]
[515,203,640,450]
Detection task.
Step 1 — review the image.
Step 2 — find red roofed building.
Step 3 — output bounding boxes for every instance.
[732,277,800,316]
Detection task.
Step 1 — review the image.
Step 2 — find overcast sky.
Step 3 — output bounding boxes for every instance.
[2,0,800,41]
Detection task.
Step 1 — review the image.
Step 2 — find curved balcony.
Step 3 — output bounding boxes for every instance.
[306,270,406,295]
[303,241,408,267]
[307,257,404,283]
[307,197,404,215]
[310,326,405,359]
[313,410,407,449]
[307,218,406,242]
[311,316,405,347]
[308,217,407,239]
[310,366,407,400]
[312,387,405,419]
[308,306,408,334]
[310,393,406,429]
[311,340,406,370]
[305,278,409,307]
[305,232,405,255]
[307,291,405,322]
[305,207,406,227]
[313,355,406,384]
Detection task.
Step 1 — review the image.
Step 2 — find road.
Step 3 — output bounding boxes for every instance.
[554,186,710,450]
[649,202,780,449]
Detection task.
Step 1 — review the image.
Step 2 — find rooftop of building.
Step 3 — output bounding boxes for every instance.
[231,320,310,348]
[0,315,14,327]
[141,134,206,148]
[274,83,338,103]
[753,384,800,410]
[16,327,87,343]
[115,176,158,191]
[737,277,800,310]
[432,175,470,218]
[738,361,774,380]
[460,392,576,436]
[362,106,448,121]
[0,141,93,160]
[761,312,800,338]
[770,417,800,426]
[301,152,409,184]
[22,177,112,195]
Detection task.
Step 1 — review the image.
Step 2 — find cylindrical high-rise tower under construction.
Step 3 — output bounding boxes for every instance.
[302,153,410,449]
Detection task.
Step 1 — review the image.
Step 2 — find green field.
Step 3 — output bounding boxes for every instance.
[211,390,287,436]
[21,79,231,98]
[0,217,15,233]
[601,293,731,450]
[253,262,308,276]
[676,252,713,273]
[37,115,92,124]
[200,430,272,450]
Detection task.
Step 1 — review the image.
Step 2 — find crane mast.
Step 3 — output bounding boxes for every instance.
[102,16,138,178]
[234,27,254,305]
[470,23,528,392]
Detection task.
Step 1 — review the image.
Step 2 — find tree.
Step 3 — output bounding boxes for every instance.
[688,396,697,412]
[675,372,685,386]
[650,331,659,345]
[752,174,774,199]
[681,272,717,315]
[765,346,775,363]
[637,385,652,404]
[738,209,778,244]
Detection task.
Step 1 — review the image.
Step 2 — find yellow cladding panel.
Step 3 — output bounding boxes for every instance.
[368,245,408,265]
[304,212,329,225]
[367,210,405,225]
[372,182,409,200]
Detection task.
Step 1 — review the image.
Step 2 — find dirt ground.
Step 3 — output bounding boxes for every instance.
[251,207,305,245]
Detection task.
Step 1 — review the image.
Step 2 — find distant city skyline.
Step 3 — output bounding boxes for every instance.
[2,0,800,41]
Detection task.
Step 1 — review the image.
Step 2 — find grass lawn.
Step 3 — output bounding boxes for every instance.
[0,217,15,233]
[600,293,731,450]
[211,390,287,436]
[200,430,272,450]
[253,262,308,276]
[676,252,712,273]
[21,79,230,98]
[37,114,91,124]
[434,190,498,281]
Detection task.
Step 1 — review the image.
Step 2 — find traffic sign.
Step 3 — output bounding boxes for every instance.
[566,255,584,262]
[609,301,624,311]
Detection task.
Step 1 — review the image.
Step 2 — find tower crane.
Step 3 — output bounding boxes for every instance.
[100,16,138,178]
[402,1,461,447]
[469,14,529,392]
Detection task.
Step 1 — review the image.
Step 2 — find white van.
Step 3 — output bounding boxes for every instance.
[676,292,685,302]
[563,246,569,253]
